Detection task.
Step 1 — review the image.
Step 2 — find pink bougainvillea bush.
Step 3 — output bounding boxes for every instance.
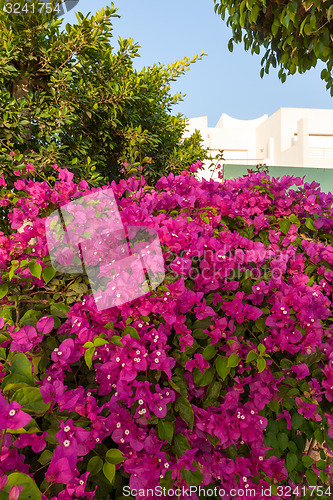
[0,163,332,500]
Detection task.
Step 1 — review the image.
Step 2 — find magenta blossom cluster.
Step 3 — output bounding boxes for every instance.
[0,164,332,499]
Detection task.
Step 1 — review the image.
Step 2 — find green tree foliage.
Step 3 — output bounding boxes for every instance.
[214,0,333,94]
[0,0,208,185]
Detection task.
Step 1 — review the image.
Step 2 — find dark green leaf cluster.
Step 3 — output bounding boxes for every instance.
[0,0,208,185]
[214,0,333,94]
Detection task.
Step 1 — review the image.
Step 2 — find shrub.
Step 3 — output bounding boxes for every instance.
[0,163,332,499]
[0,0,208,186]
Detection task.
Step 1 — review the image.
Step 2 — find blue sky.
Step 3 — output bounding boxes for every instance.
[63,0,333,127]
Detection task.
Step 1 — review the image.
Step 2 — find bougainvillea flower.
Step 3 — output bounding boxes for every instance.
[1,164,333,498]
[9,485,23,500]
[0,394,32,430]
[186,353,209,374]
[45,442,78,484]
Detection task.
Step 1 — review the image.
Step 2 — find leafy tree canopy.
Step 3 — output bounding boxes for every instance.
[214,0,333,94]
[0,0,208,185]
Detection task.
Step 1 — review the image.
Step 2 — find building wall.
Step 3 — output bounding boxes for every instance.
[184,107,333,180]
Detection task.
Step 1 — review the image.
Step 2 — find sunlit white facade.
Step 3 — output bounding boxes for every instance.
[184,107,333,179]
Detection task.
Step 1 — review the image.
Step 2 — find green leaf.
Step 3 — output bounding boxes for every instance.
[2,353,34,391]
[110,336,123,346]
[69,282,88,294]
[192,328,208,339]
[251,4,259,22]
[305,218,315,231]
[301,455,314,467]
[282,13,290,28]
[258,344,266,355]
[169,376,188,397]
[316,459,326,471]
[123,325,139,339]
[246,350,257,363]
[38,449,53,465]
[278,432,289,451]
[202,344,217,360]
[0,472,41,500]
[42,266,56,284]
[285,452,297,472]
[94,337,108,347]
[84,346,95,370]
[226,443,238,459]
[291,412,303,430]
[103,462,115,484]
[304,23,312,35]
[314,428,324,444]
[159,469,173,491]
[287,388,300,396]
[12,387,50,415]
[193,366,215,387]
[215,355,231,380]
[328,4,333,21]
[257,357,266,372]
[280,358,293,370]
[264,431,279,450]
[20,309,42,327]
[28,262,42,280]
[158,420,174,443]
[174,433,190,456]
[50,303,70,318]
[192,317,212,330]
[320,470,328,483]
[255,317,265,333]
[305,469,317,486]
[227,352,240,368]
[181,464,203,487]
[203,380,222,407]
[87,456,103,475]
[106,449,125,464]
[268,400,279,413]
[288,214,300,228]
[174,397,194,429]
[0,284,8,300]
[279,219,291,234]
[287,441,297,453]
[9,261,19,281]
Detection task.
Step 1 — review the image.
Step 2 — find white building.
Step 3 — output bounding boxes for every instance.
[184,107,333,180]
